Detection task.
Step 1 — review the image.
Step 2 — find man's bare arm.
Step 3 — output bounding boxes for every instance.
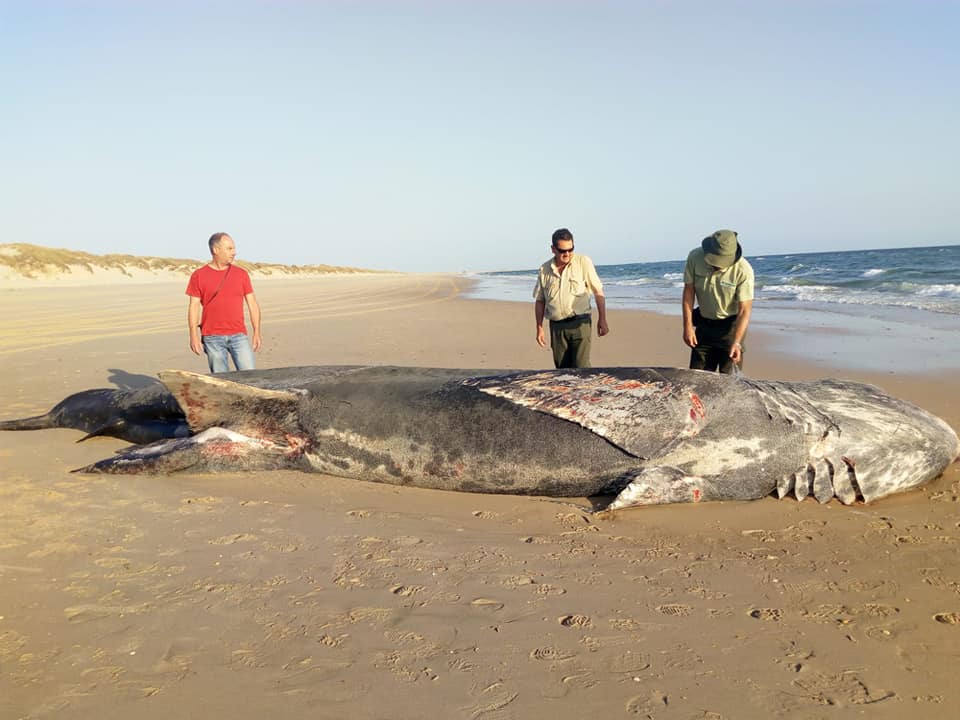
[188,296,202,355]
[245,293,262,352]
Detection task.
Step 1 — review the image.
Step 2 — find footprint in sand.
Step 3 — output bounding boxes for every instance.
[608,618,645,631]
[656,603,692,617]
[708,608,735,618]
[857,603,899,618]
[802,604,855,625]
[933,612,960,624]
[625,690,668,716]
[208,533,258,545]
[558,614,592,628]
[470,598,505,611]
[501,575,536,588]
[390,584,423,597]
[472,510,500,520]
[790,669,895,706]
[447,656,478,673]
[317,634,347,647]
[231,649,265,669]
[865,624,902,641]
[535,583,566,596]
[529,646,575,661]
[749,607,784,621]
[342,607,393,625]
[603,650,652,674]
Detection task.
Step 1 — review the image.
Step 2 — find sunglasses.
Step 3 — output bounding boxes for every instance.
[553,246,574,255]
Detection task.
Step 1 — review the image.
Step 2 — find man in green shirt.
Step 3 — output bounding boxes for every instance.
[534,228,609,368]
[682,229,754,373]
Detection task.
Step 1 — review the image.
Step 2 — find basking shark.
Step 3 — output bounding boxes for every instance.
[2,366,957,510]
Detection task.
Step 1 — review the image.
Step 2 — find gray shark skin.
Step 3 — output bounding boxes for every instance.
[2,366,957,510]
[0,384,188,444]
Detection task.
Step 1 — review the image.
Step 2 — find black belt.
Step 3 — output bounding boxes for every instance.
[693,307,734,327]
[551,313,590,323]
[696,314,735,327]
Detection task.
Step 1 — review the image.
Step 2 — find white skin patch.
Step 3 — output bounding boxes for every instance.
[316,427,370,447]
[306,429,392,476]
[659,436,776,476]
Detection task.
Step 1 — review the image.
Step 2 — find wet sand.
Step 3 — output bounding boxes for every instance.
[1,274,959,719]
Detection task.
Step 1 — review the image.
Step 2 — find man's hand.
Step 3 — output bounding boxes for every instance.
[729,341,742,363]
[597,320,609,337]
[189,333,203,355]
[683,325,698,349]
[536,326,547,348]
[251,331,263,352]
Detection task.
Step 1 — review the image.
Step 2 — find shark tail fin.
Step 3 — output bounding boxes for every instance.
[0,414,55,431]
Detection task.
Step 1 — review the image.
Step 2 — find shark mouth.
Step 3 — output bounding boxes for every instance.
[74,427,306,474]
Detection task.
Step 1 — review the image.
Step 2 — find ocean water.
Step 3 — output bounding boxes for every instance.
[463,244,960,371]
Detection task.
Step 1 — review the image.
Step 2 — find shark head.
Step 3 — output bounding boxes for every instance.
[753,379,960,504]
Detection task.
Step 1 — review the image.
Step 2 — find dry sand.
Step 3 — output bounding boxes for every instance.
[1,274,959,719]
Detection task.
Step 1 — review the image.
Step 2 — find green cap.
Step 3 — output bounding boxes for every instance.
[702,230,742,268]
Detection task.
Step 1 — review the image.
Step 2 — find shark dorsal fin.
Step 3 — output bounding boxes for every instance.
[159,370,303,439]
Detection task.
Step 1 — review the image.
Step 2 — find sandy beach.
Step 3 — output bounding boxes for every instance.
[1,273,959,720]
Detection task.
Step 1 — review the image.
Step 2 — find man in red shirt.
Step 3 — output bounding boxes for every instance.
[186,232,262,372]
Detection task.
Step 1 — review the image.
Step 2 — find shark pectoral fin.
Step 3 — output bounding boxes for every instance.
[77,422,124,442]
[158,370,303,439]
[77,418,134,443]
[605,467,706,510]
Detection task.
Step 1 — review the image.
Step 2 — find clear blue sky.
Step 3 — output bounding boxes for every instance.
[2,1,957,272]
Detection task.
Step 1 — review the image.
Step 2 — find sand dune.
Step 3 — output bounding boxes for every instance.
[0,242,381,287]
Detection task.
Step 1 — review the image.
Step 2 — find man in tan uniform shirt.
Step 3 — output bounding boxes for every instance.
[682,229,754,373]
[533,228,609,368]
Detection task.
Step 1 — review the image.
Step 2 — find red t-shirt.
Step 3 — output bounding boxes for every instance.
[185,264,254,336]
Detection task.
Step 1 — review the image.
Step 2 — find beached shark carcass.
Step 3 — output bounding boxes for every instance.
[2,366,957,510]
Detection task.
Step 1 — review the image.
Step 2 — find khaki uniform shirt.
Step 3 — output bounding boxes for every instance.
[684,248,755,320]
[533,254,604,321]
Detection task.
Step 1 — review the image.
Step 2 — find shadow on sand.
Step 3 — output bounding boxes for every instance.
[107,368,163,390]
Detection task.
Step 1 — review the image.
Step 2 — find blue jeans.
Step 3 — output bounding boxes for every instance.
[202,333,255,373]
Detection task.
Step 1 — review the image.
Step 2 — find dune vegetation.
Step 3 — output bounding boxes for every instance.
[0,243,379,280]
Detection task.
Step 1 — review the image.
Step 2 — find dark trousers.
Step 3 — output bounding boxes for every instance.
[549,314,592,368]
[689,309,743,374]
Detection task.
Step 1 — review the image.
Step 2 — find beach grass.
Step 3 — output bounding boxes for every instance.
[0,242,382,279]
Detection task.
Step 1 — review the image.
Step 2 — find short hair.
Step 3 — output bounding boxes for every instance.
[208,232,231,252]
[551,228,573,246]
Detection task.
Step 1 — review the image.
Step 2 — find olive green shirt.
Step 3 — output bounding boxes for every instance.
[533,253,604,321]
[684,248,755,320]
